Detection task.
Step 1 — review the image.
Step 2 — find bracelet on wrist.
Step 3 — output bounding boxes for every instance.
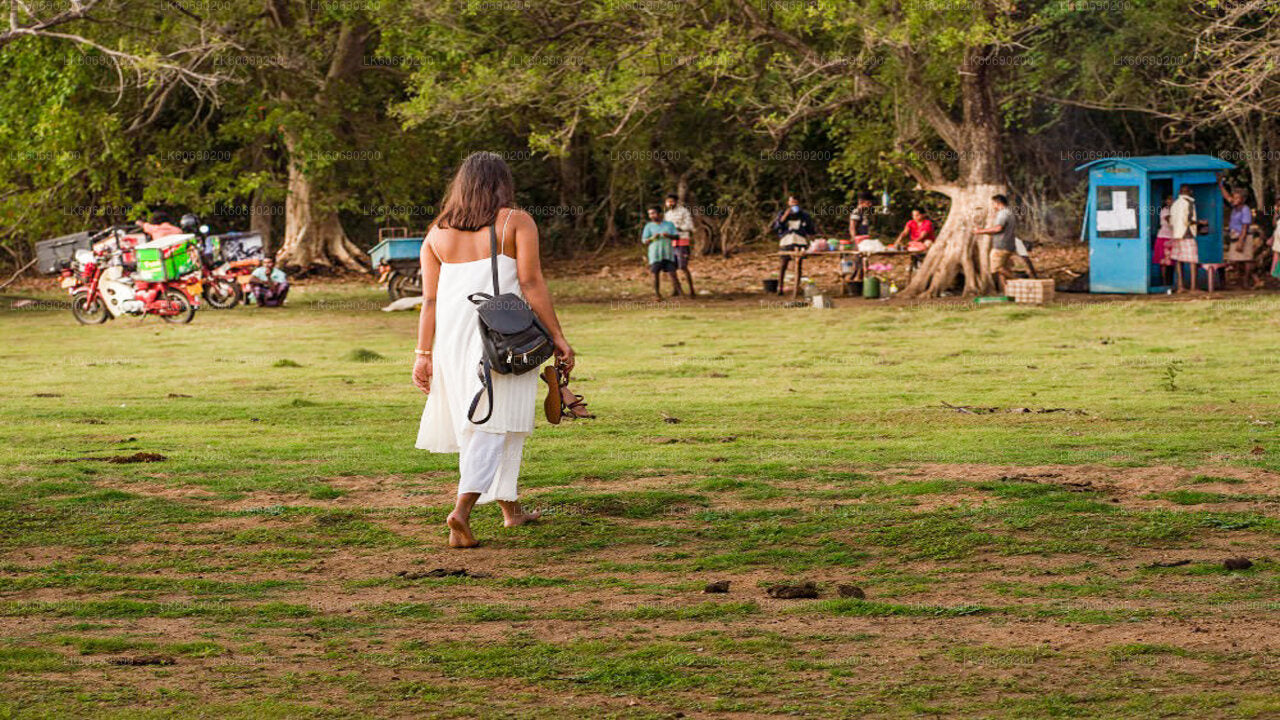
[415,349,432,357]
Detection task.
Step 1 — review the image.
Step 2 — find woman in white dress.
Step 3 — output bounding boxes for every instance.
[412,152,574,548]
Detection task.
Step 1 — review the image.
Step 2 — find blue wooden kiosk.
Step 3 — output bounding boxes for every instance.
[1076,155,1235,293]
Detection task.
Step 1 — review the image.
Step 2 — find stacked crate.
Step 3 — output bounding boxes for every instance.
[1005,278,1055,304]
[135,235,198,281]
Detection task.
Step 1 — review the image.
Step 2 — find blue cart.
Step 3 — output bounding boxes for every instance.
[1076,155,1235,293]
[369,227,426,300]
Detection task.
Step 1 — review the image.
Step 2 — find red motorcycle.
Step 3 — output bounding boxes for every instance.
[63,246,197,325]
[180,216,261,309]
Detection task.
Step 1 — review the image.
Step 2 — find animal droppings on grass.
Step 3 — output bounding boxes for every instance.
[32,392,61,397]
[73,418,106,424]
[397,569,490,580]
[1223,557,1253,570]
[273,359,301,368]
[52,452,166,464]
[106,452,164,464]
[704,580,730,594]
[166,393,192,398]
[661,413,681,424]
[345,348,386,362]
[107,655,175,666]
[766,582,819,599]
[837,585,866,599]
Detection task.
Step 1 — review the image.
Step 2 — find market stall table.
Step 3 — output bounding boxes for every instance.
[776,248,928,299]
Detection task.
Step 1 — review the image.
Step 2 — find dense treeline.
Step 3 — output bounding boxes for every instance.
[1,1,1277,292]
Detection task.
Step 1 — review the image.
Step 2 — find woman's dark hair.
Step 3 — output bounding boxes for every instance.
[992,194,1009,206]
[149,211,172,225]
[436,152,515,231]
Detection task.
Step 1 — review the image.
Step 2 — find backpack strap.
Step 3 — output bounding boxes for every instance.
[467,358,494,424]
[488,225,500,297]
[499,208,513,256]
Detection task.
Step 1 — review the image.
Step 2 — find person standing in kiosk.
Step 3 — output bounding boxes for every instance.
[1169,185,1199,292]
[1219,179,1258,288]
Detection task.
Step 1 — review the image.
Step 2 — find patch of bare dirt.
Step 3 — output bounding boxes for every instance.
[879,463,1280,502]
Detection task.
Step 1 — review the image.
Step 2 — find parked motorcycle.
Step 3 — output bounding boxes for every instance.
[180,214,244,309]
[64,246,197,324]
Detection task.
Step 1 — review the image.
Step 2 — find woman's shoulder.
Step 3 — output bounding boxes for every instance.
[503,206,535,226]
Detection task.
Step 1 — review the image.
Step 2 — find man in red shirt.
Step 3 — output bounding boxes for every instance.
[894,209,936,251]
[139,211,184,240]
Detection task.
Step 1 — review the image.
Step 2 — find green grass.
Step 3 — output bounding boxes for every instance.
[2,284,1279,718]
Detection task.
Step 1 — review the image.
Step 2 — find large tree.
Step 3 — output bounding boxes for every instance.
[711,0,1053,296]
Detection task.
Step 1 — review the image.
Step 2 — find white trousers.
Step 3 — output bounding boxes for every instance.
[457,430,526,504]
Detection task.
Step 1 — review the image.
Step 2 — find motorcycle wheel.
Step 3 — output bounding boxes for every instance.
[388,271,421,300]
[385,270,403,300]
[204,279,242,309]
[161,290,196,324]
[71,293,109,325]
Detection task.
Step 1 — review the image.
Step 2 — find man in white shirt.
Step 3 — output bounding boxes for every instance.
[663,194,696,297]
[1169,185,1199,292]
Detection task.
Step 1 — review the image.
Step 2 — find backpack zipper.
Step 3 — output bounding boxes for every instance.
[516,338,548,364]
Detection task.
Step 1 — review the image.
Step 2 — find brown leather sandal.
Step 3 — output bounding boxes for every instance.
[541,365,562,425]
[557,365,595,420]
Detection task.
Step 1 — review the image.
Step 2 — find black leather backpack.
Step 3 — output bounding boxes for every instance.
[466,225,554,424]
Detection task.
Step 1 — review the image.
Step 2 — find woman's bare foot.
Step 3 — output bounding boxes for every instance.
[503,509,541,528]
[497,501,541,527]
[446,512,479,548]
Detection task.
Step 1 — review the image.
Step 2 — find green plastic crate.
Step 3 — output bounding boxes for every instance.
[135,236,197,281]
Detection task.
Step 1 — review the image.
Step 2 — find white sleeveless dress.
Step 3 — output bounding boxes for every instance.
[416,252,538,452]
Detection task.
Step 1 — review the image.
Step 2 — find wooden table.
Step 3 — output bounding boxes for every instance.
[777,248,927,298]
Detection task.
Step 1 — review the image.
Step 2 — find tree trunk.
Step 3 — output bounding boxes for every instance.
[272,20,371,274]
[1227,115,1269,214]
[899,45,1007,298]
[249,186,274,254]
[276,150,367,273]
[275,129,367,273]
[900,185,1002,296]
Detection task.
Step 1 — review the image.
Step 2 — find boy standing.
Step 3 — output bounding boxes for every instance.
[664,194,696,297]
[973,194,1016,293]
[642,207,681,300]
[848,193,877,240]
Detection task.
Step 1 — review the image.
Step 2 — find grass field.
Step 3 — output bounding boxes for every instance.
[2,283,1279,718]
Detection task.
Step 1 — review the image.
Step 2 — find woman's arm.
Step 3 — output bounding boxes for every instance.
[412,232,442,395]
[512,211,574,371]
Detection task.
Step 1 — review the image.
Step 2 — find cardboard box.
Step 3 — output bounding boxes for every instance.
[1005,278,1055,304]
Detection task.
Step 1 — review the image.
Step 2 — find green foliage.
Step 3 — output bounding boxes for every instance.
[2,0,1275,264]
